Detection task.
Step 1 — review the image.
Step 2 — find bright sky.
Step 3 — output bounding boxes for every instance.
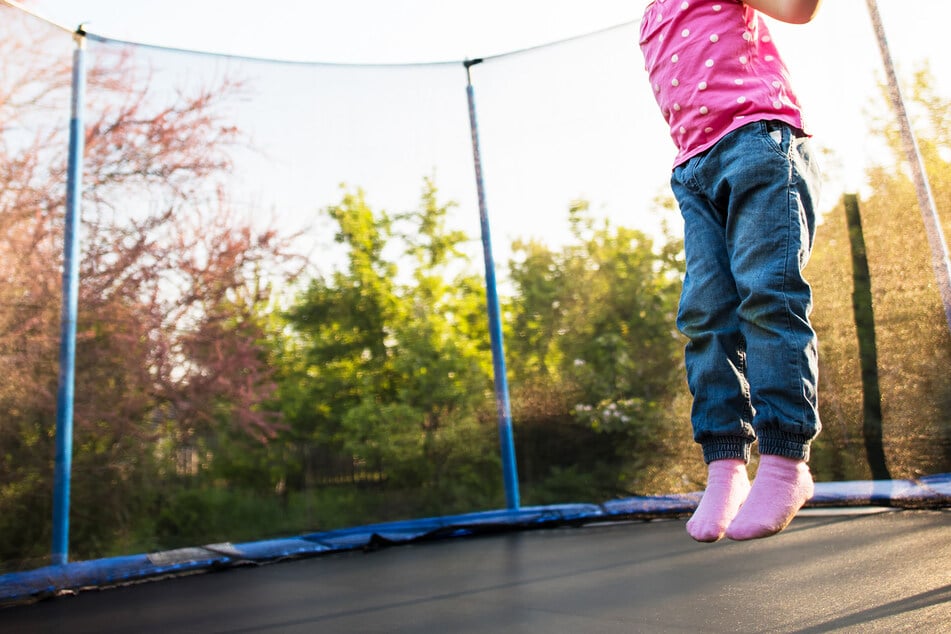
[17,1,951,69]
[12,0,951,266]
[24,0,642,63]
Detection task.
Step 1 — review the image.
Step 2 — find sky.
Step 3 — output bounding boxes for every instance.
[9,0,951,268]
[15,1,951,69]
[21,0,646,63]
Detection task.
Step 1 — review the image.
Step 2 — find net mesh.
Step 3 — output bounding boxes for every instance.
[1,0,949,572]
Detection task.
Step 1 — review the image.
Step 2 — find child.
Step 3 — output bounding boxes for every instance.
[639,0,822,541]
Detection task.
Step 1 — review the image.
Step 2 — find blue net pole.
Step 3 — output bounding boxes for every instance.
[52,30,87,566]
[464,60,520,510]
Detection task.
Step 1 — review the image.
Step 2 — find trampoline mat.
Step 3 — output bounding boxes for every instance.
[3,509,949,633]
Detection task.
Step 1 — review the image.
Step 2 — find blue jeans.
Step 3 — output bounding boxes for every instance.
[671,120,821,464]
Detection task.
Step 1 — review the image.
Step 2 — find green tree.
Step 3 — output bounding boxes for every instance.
[810,66,951,479]
[507,201,696,497]
[278,187,396,489]
[277,181,501,517]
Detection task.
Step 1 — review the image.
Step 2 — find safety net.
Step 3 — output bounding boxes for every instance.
[1,0,950,602]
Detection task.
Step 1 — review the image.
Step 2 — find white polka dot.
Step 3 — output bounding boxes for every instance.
[743,32,753,42]
[765,55,775,62]
[710,34,719,43]
[682,29,690,37]
[671,54,679,63]
[654,83,661,93]
[763,35,772,43]
[734,79,744,85]
[773,100,783,109]
[672,78,680,86]
[681,1,689,9]
[737,96,747,104]
[704,127,714,133]
[772,81,782,88]
[739,56,749,64]
[673,103,682,111]
[699,106,709,115]
[705,59,715,67]
[698,81,708,90]
[679,126,687,134]
[713,4,722,11]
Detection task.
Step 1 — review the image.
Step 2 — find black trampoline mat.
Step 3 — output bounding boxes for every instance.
[3,509,949,633]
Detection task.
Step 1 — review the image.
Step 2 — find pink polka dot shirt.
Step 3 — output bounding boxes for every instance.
[640,0,807,166]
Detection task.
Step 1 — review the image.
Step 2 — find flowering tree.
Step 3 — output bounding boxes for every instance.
[0,8,299,566]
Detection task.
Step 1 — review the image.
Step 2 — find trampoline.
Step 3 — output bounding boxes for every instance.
[2,506,950,633]
[2,3,951,632]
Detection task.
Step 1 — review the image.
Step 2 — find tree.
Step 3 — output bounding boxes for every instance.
[810,65,951,480]
[277,181,500,515]
[507,201,696,497]
[0,9,299,565]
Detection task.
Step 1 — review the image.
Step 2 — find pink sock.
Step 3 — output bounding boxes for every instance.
[686,459,751,543]
[726,455,814,541]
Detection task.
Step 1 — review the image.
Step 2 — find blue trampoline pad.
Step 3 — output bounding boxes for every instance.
[2,509,948,633]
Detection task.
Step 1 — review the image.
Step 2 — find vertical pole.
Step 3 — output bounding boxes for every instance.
[464,59,520,510]
[866,0,951,335]
[843,194,890,480]
[52,28,86,566]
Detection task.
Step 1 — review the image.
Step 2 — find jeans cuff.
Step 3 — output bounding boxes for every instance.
[758,432,812,462]
[702,438,752,464]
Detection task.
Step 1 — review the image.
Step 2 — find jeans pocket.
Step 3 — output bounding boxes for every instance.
[762,120,790,157]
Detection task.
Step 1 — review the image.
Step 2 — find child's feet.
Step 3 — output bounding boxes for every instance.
[726,455,814,541]
[686,459,751,542]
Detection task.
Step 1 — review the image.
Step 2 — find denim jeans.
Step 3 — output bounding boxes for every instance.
[671,120,821,464]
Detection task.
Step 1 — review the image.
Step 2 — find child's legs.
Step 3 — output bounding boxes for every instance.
[674,120,821,539]
[673,120,822,462]
[722,123,822,458]
[671,174,755,464]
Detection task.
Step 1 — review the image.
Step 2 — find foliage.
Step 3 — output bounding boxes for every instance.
[507,201,693,496]
[276,181,501,506]
[810,65,951,479]
[0,9,298,567]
